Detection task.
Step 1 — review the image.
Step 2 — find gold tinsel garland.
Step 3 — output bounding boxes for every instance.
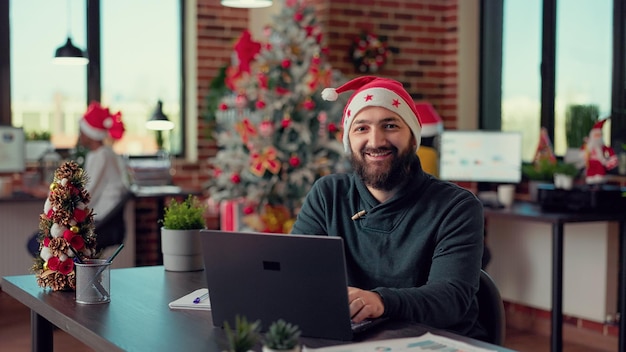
[32,161,98,291]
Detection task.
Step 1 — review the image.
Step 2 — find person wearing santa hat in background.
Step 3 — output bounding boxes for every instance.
[582,118,618,184]
[27,102,130,256]
[291,76,486,340]
[414,101,444,177]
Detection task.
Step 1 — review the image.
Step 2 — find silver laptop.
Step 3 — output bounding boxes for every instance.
[199,230,384,341]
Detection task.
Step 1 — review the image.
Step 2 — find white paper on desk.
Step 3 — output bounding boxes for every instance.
[302,332,497,352]
[168,288,211,310]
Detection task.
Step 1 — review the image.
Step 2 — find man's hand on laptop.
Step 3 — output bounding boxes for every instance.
[348,287,384,322]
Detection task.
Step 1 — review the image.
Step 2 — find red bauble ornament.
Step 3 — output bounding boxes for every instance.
[289,156,301,168]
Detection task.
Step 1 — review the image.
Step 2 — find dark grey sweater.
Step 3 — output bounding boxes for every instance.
[291,156,485,339]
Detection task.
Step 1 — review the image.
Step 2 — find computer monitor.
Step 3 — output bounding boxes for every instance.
[439,130,522,184]
[0,126,26,173]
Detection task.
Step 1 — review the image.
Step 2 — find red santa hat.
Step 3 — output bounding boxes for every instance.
[79,102,125,141]
[414,101,443,137]
[591,118,608,131]
[321,76,422,153]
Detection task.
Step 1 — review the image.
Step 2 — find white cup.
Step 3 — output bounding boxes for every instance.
[497,184,516,208]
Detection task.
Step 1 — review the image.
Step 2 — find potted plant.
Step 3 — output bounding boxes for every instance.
[565,104,598,149]
[553,161,579,190]
[224,315,261,352]
[522,159,556,201]
[25,130,53,162]
[262,319,302,352]
[160,194,207,271]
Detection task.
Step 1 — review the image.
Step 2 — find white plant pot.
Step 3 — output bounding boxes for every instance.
[553,173,574,190]
[262,345,301,352]
[160,227,204,271]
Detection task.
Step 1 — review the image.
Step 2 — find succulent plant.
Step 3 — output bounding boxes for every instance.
[224,315,261,352]
[263,319,301,351]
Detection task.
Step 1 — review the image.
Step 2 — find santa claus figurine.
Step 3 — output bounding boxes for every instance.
[582,119,618,184]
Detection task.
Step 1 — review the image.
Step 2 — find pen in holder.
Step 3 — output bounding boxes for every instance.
[75,244,124,304]
[75,259,111,304]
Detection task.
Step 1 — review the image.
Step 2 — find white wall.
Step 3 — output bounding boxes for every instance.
[487,218,619,322]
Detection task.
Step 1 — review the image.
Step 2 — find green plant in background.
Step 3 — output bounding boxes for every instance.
[161,195,207,230]
[522,159,556,181]
[554,161,580,177]
[224,315,261,352]
[263,319,301,351]
[565,104,599,148]
[25,130,51,141]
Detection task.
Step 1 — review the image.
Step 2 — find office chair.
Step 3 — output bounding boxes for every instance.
[476,269,506,346]
[95,191,133,251]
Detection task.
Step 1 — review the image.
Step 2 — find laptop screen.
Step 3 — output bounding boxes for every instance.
[199,230,356,341]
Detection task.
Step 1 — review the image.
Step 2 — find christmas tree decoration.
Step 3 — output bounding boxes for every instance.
[533,127,557,166]
[32,160,98,291]
[205,0,348,233]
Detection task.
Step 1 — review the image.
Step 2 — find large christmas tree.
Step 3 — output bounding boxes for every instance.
[205,0,347,233]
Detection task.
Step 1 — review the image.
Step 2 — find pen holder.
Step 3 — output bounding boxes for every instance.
[75,259,111,304]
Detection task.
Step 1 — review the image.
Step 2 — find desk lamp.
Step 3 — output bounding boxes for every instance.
[146,100,174,151]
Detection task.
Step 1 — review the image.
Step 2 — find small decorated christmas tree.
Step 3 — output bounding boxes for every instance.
[32,160,98,291]
[205,0,347,233]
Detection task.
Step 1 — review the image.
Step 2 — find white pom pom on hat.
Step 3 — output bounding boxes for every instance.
[321,88,339,101]
[321,76,422,153]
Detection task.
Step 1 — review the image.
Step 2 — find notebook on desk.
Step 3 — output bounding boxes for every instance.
[199,230,386,341]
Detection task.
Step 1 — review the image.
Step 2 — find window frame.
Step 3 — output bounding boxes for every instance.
[480,0,626,152]
[0,0,188,159]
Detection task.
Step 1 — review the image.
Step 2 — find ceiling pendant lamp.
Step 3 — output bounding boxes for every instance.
[221,0,273,8]
[53,0,88,65]
[146,100,175,131]
[54,37,89,65]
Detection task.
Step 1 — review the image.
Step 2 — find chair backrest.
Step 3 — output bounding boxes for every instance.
[95,191,132,251]
[477,269,506,345]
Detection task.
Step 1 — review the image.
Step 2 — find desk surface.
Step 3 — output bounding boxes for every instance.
[2,266,514,352]
[483,201,625,223]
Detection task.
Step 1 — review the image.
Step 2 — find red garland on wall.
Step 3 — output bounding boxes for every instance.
[350,31,395,73]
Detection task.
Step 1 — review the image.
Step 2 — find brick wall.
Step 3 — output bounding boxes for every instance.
[136,0,460,266]
[174,0,459,190]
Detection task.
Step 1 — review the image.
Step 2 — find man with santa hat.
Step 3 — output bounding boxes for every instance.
[583,119,618,184]
[292,76,486,340]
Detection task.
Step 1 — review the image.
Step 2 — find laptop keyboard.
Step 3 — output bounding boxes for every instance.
[351,319,374,332]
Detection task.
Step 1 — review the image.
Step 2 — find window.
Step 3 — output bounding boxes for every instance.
[101,0,182,155]
[8,0,182,156]
[501,0,542,161]
[484,0,623,162]
[10,0,87,149]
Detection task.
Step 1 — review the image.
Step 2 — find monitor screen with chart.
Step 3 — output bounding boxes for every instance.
[439,130,522,183]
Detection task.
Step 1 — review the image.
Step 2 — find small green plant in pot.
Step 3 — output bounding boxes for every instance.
[224,315,261,352]
[263,319,302,352]
[162,194,207,230]
[553,161,580,190]
[160,195,207,271]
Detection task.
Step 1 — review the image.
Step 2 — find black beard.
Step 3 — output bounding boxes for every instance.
[350,146,415,191]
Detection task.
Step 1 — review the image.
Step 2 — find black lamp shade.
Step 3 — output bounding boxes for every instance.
[146,100,175,131]
[54,37,89,65]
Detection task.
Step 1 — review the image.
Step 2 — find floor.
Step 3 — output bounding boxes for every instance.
[0,289,614,352]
